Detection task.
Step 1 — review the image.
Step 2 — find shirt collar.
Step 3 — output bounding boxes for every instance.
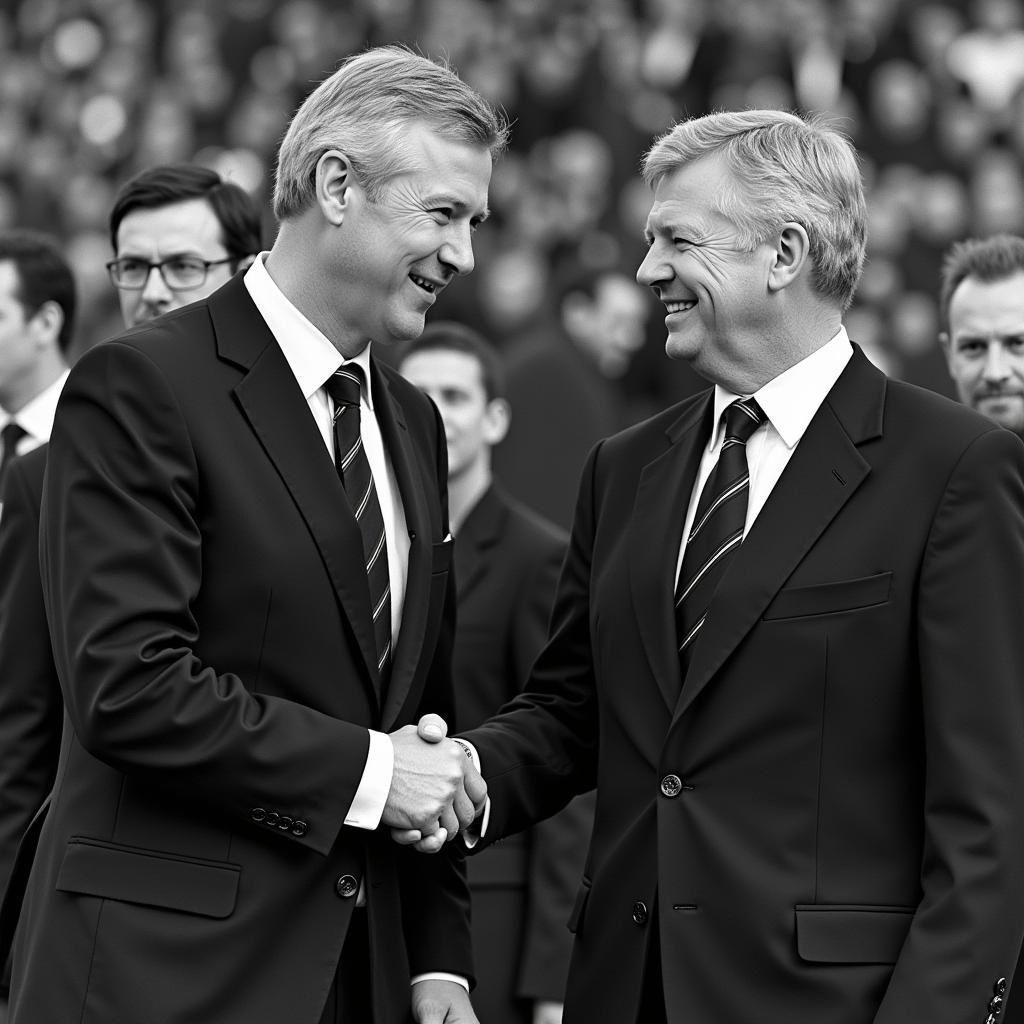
[710,327,853,451]
[0,368,70,443]
[243,253,375,409]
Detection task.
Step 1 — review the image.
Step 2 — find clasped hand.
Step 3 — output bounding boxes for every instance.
[384,715,484,853]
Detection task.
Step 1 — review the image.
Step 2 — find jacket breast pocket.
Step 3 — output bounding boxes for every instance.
[795,904,914,964]
[56,836,240,919]
[763,571,892,621]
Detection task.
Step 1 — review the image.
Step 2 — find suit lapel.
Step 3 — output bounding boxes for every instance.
[374,365,433,730]
[672,346,885,722]
[208,278,381,700]
[629,394,713,712]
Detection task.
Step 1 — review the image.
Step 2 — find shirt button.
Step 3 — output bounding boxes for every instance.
[660,774,683,798]
[632,901,648,925]
[335,874,359,899]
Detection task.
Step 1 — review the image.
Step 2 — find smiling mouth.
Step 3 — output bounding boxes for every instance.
[665,300,696,314]
[410,273,438,294]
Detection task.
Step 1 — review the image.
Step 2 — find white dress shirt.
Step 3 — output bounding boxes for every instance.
[676,328,853,585]
[0,368,70,455]
[243,256,405,831]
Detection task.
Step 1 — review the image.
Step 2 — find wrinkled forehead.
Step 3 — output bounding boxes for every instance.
[950,272,1024,336]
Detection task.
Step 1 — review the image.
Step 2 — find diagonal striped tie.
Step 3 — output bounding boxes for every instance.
[325,364,392,687]
[675,398,766,682]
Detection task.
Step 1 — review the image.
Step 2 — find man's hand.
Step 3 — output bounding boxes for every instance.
[411,979,479,1023]
[384,721,485,853]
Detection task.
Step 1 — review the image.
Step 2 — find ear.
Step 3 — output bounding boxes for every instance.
[315,150,355,226]
[938,330,953,367]
[29,300,64,348]
[766,222,810,294]
[482,397,510,446]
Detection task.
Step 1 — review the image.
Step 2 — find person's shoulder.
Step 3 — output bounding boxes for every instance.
[884,376,1013,448]
[498,487,569,551]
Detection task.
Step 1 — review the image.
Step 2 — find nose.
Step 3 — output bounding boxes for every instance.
[439,224,475,277]
[636,246,668,290]
[140,264,172,305]
[982,342,1010,384]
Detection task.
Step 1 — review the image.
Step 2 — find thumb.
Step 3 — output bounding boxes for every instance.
[417,713,448,743]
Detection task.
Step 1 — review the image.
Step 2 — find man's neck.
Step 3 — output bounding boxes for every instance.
[448,460,492,534]
[0,361,66,415]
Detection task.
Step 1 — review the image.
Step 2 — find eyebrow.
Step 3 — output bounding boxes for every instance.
[426,194,491,223]
[642,216,705,245]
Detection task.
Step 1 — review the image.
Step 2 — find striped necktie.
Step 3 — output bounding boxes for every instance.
[325,364,392,687]
[675,398,765,681]
[0,421,27,484]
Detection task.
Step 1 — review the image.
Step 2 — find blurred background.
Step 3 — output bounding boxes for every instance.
[2,0,1022,411]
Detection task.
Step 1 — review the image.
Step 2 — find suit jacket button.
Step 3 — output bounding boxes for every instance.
[265,811,279,827]
[990,995,1004,1013]
[335,874,359,899]
[632,901,648,925]
[292,820,309,837]
[277,815,293,831]
[660,774,683,798]
[996,978,1008,995]
[251,807,266,823]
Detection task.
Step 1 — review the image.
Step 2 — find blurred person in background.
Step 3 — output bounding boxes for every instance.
[939,233,1024,441]
[0,166,262,1024]
[106,163,263,328]
[495,267,650,529]
[414,108,1024,1024]
[0,229,75,1024]
[398,322,591,1024]
[1,47,506,1024]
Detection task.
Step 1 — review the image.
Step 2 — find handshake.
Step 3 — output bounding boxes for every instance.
[383,714,485,853]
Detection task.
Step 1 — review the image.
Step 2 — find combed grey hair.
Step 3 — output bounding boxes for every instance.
[273,45,510,221]
[641,110,867,311]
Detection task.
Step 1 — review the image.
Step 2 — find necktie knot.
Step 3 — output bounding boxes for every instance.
[325,365,365,410]
[722,398,765,446]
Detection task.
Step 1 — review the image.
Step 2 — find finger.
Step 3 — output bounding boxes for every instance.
[463,766,487,807]
[452,788,475,831]
[415,827,447,854]
[439,803,459,839]
[390,827,423,845]
[417,714,448,742]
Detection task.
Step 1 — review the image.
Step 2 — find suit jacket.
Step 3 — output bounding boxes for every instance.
[453,483,592,1003]
[0,445,60,991]
[465,346,1024,1024]
[2,274,469,1024]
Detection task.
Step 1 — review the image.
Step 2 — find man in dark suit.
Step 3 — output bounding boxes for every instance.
[0,230,76,1023]
[2,46,507,1024]
[0,165,263,1024]
[399,322,592,1024]
[410,109,1024,1023]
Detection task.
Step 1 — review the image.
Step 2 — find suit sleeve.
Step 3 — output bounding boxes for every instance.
[0,452,62,985]
[40,341,373,857]
[875,426,1024,1023]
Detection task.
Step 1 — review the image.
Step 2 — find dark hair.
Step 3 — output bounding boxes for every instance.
[940,234,1024,329]
[109,164,263,270]
[0,229,77,352]
[398,321,506,401]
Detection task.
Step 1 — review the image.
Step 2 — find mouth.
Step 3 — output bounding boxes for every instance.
[410,272,441,295]
[664,299,697,316]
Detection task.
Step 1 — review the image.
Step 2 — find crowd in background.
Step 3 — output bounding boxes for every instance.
[2,0,1023,406]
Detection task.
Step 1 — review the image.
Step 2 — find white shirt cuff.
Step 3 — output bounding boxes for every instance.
[344,730,393,830]
[411,972,469,991]
[453,738,489,847]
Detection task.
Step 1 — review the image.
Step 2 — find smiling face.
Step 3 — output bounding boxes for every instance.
[636,151,778,390]
[333,123,492,350]
[942,271,1024,435]
[113,197,235,328]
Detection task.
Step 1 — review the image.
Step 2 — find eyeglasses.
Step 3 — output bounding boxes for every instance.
[106,255,234,291]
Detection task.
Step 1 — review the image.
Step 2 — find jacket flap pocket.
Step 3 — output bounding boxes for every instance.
[795,905,913,964]
[765,571,893,621]
[57,837,240,919]
[567,876,592,935]
[432,537,453,574]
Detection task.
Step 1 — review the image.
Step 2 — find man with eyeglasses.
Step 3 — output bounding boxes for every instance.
[106,163,263,328]
[0,166,260,1024]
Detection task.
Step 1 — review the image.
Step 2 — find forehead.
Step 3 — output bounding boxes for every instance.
[400,348,486,392]
[393,122,492,215]
[0,260,20,303]
[115,197,226,257]
[644,151,736,238]
[949,272,1024,335]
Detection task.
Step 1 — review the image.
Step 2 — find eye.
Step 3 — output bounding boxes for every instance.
[673,237,696,250]
[432,208,453,224]
[119,257,147,273]
[957,340,986,357]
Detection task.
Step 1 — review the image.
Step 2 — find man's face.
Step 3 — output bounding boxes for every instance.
[567,274,650,377]
[0,260,40,403]
[942,271,1024,435]
[113,197,236,328]
[333,123,492,348]
[398,348,507,482]
[636,151,775,389]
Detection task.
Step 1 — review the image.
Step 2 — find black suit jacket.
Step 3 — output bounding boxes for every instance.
[3,275,469,1024]
[466,346,1024,1024]
[453,484,591,1003]
[0,445,59,993]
